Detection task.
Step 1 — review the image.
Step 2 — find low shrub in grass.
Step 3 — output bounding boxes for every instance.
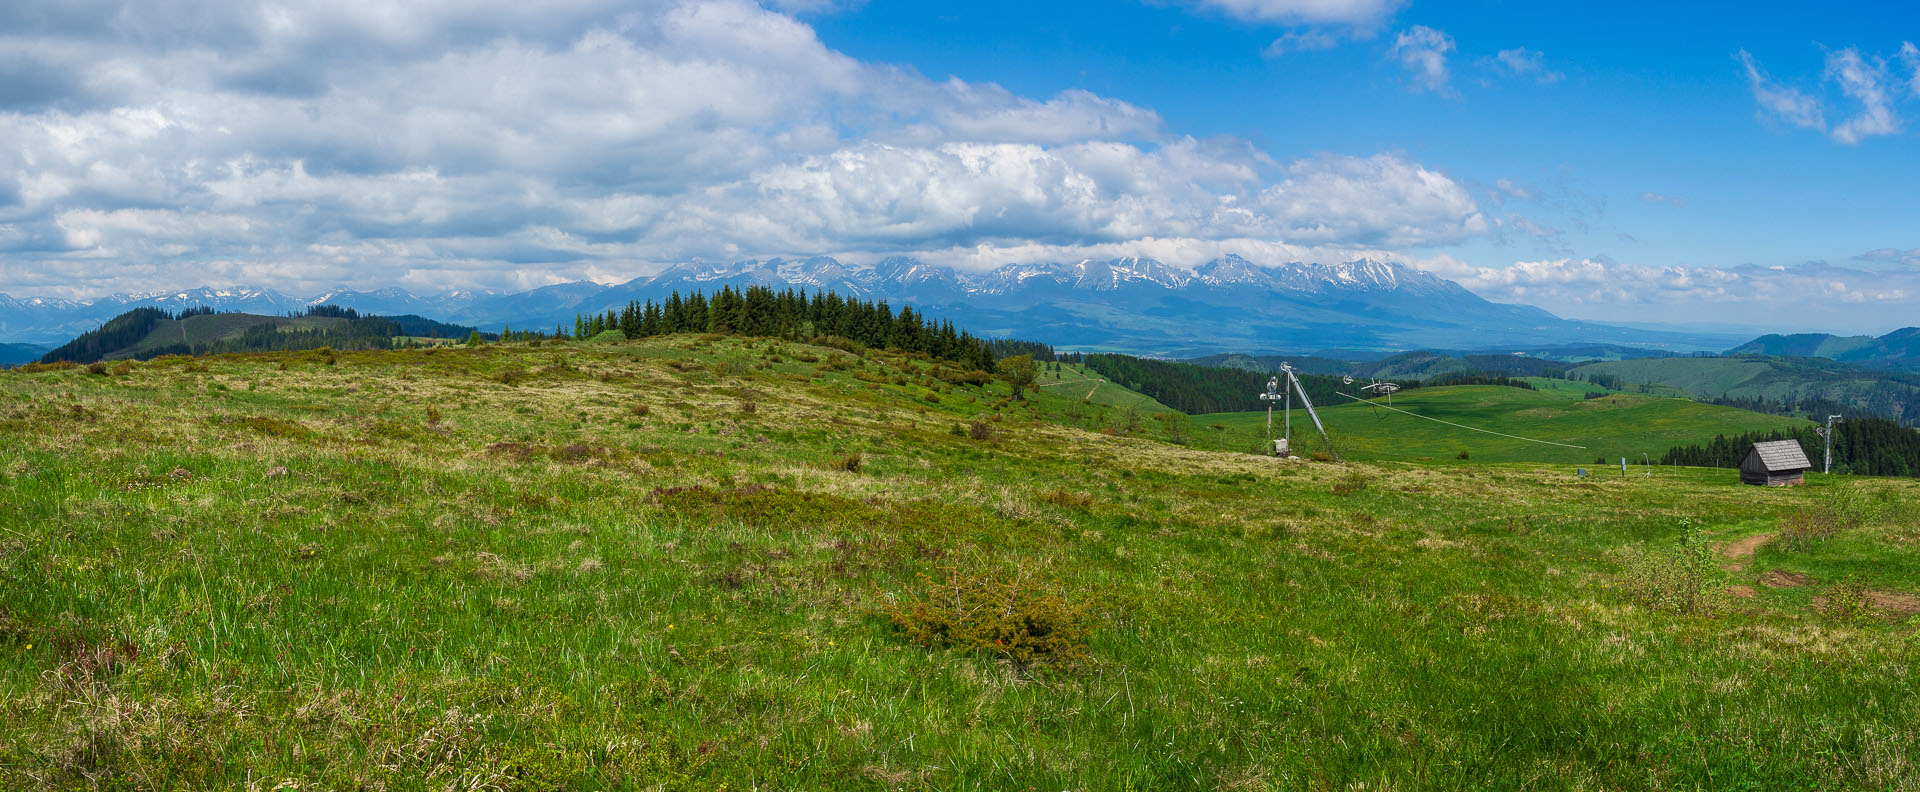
[235,416,314,440]
[934,367,994,387]
[86,362,108,375]
[1330,471,1369,496]
[1820,576,1881,625]
[966,418,995,441]
[1616,518,1722,614]
[1039,489,1093,508]
[829,452,864,473]
[1771,505,1848,552]
[6,360,77,374]
[813,335,866,356]
[885,568,1092,669]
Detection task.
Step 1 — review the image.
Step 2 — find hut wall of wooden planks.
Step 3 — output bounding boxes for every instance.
[1741,440,1812,486]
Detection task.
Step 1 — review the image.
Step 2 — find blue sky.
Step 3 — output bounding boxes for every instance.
[2,0,1918,331]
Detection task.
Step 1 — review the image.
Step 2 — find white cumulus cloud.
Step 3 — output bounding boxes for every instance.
[1737,49,1826,131]
[1825,47,1900,144]
[1390,26,1455,96]
[1424,256,1920,329]
[1493,47,1562,84]
[1737,45,1911,145]
[0,0,1495,298]
[1185,0,1404,27]
[1901,41,1920,96]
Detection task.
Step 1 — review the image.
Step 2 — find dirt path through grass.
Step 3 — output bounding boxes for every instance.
[1036,376,1108,403]
[1718,532,1774,571]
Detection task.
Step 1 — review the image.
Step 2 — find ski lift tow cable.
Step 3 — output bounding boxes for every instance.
[1333,391,1589,449]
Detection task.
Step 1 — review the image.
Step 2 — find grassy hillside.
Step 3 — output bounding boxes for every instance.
[1571,356,1783,396]
[1193,384,1807,465]
[111,313,350,359]
[1730,332,1880,360]
[1730,328,1920,371]
[40,308,487,365]
[1571,355,1920,423]
[1034,361,1174,413]
[3,338,1919,789]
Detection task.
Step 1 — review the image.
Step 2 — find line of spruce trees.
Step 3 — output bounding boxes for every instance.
[1658,417,1920,478]
[567,286,1002,371]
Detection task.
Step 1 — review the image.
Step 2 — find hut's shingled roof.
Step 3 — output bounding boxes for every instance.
[1750,440,1813,472]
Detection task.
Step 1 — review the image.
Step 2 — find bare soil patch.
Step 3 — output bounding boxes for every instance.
[1729,585,1757,599]
[1718,533,1772,562]
[1760,569,1814,588]
[1868,591,1920,615]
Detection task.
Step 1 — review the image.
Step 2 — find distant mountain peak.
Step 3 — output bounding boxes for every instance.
[5,251,1737,354]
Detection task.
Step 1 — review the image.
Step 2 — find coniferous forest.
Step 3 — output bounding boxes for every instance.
[37,307,179,364]
[570,286,1003,372]
[1659,416,1920,477]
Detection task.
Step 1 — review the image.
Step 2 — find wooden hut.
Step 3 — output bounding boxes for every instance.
[1740,440,1812,486]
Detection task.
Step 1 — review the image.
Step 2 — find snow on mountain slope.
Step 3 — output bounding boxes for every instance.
[2,254,1726,353]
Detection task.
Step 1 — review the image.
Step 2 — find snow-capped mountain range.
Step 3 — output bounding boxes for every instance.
[623,254,1457,297]
[0,256,1732,354]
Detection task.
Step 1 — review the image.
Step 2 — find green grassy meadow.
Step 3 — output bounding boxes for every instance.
[3,337,1918,790]
[1192,384,1808,465]
[1034,361,1175,413]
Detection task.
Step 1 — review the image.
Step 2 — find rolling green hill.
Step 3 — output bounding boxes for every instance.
[1730,327,1920,371]
[40,308,483,364]
[1034,361,1174,413]
[1570,355,1920,424]
[112,313,352,359]
[1192,383,1806,465]
[4,336,1918,789]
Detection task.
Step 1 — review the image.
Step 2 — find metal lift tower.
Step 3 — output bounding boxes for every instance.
[1259,363,1338,460]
